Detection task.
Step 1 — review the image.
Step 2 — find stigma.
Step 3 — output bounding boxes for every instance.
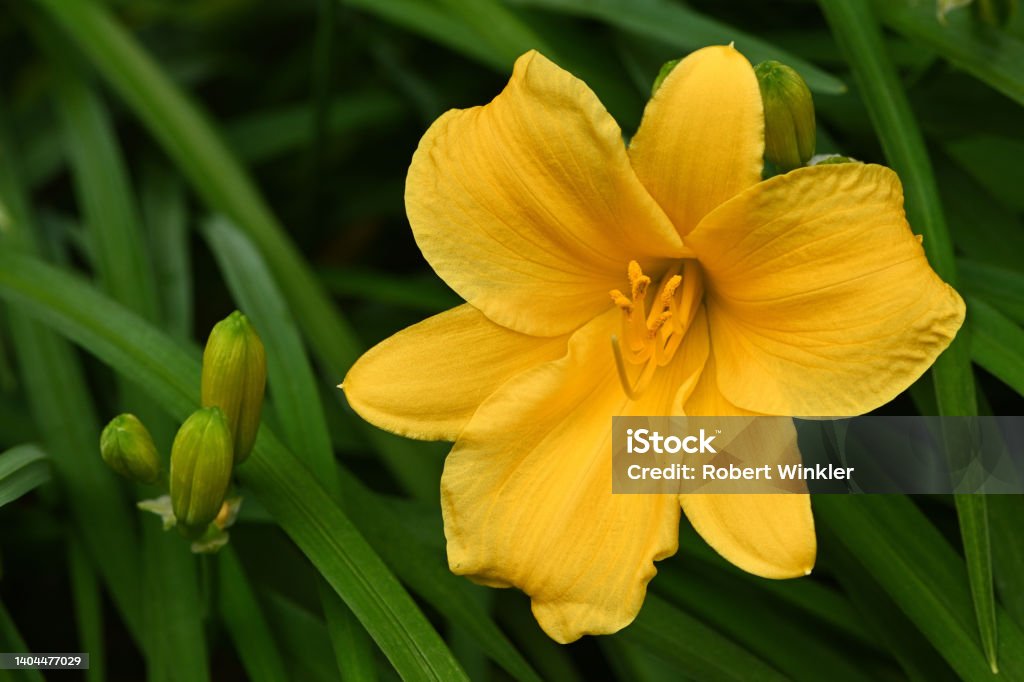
[609,260,702,400]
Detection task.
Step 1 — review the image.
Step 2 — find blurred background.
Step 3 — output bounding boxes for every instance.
[0,0,1023,680]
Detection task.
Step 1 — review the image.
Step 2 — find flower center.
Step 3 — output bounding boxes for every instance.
[609,260,703,400]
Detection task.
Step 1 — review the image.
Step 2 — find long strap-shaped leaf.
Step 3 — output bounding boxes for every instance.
[37,33,210,681]
[872,0,1024,107]
[815,496,1024,680]
[29,0,439,503]
[0,445,50,509]
[817,0,994,672]
[0,108,144,640]
[0,250,466,682]
[31,0,361,374]
[968,297,1024,398]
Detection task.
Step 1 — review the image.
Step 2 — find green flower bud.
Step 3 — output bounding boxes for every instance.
[651,59,680,96]
[170,407,234,537]
[201,311,267,463]
[100,414,161,484]
[754,61,816,171]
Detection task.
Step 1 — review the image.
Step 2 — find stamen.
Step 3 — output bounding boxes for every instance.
[647,311,673,338]
[610,260,701,400]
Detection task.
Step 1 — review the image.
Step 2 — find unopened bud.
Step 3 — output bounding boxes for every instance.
[170,407,234,537]
[201,311,266,463]
[100,414,161,484]
[755,61,816,171]
[651,59,680,96]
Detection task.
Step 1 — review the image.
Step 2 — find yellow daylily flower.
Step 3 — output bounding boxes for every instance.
[342,45,965,643]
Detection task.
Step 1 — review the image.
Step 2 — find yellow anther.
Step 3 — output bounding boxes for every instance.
[609,290,633,313]
[659,275,682,303]
[627,260,650,300]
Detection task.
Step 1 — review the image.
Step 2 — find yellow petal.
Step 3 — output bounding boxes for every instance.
[688,163,965,416]
[629,45,764,237]
[406,51,685,337]
[681,354,816,579]
[681,492,816,579]
[443,310,707,642]
[342,305,568,441]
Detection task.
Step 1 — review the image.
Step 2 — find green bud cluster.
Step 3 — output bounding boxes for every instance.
[99,310,267,550]
[754,61,816,172]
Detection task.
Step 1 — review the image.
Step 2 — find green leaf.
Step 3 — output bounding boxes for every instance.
[265,592,352,682]
[436,0,559,66]
[140,165,192,342]
[0,445,50,509]
[223,95,405,165]
[37,31,207,678]
[653,559,885,681]
[967,297,1024,397]
[821,532,959,682]
[31,0,440,503]
[510,0,847,94]
[677,527,877,648]
[818,1,990,669]
[498,600,582,682]
[0,249,466,682]
[601,638,680,682]
[317,268,460,314]
[339,0,507,70]
[319,581,379,682]
[30,0,363,373]
[989,495,1024,630]
[43,29,159,320]
[0,109,144,638]
[0,602,44,682]
[938,160,1024,275]
[219,546,290,682]
[617,595,788,682]
[68,538,106,682]
[946,136,1024,212]
[815,496,1024,679]
[873,0,1024,107]
[953,495,998,674]
[959,260,1024,324]
[141,525,210,682]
